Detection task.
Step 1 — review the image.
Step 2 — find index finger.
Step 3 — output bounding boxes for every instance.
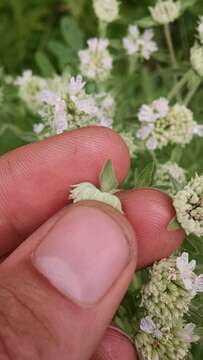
[0,126,130,255]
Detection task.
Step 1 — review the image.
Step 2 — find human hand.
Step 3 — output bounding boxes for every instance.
[0,127,184,359]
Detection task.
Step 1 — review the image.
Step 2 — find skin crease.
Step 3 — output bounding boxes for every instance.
[0,127,185,359]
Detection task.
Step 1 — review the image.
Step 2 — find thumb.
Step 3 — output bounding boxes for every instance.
[0,201,136,360]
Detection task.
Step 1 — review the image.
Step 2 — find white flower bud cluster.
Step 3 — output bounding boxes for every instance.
[123,25,158,60]
[173,174,203,236]
[79,38,113,81]
[135,253,203,360]
[154,161,187,195]
[149,0,181,25]
[136,99,197,150]
[70,182,122,212]
[15,70,47,113]
[93,0,119,24]
[33,75,101,138]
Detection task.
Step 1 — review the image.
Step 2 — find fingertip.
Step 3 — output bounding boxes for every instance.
[92,327,137,360]
[118,188,185,269]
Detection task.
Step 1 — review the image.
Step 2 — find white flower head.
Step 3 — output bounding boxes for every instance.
[33,123,45,134]
[123,25,158,60]
[177,323,200,343]
[149,0,181,25]
[173,174,203,237]
[79,38,113,81]
[166,104,195,145]
[191,44,203,77]
[176,253,196,293]
[93,0,119,23]
[15,70,47,113]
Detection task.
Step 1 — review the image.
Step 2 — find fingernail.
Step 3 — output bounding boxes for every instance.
[32,206,131,305]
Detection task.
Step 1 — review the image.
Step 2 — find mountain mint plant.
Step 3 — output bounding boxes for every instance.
[3,0,203,358]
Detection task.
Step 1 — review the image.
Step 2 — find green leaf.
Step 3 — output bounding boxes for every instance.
[60,16,84,51]
[167,216,181,231]
[100,160,119,193]
[134,161,156,188]
[35,52,55,77]
[136,16,157,28]
[170,146,183,163]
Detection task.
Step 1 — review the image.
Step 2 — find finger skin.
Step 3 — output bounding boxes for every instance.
[0,127,130,255]
[92,327,137,360]
[0,202,137,360]
[118,188,185,269]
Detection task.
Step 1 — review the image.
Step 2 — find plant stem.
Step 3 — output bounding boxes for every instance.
[164,24,178,69]
[99,20,107,37]
[168,69,193,101]
[129,55,138,75]
[184,77,202,106]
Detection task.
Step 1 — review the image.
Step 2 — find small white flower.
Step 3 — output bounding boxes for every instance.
[138,104,157,122]
[53,100,68,134]
[79,38,113,81]
[38,90,59,106]
[15,70,33,86]
[193,123,203,136]
[137,124,154,140]
[195,274,203,293]
[177,323,200,343]
[140,317,156,334]
[176,253,196,292]
[93,0,119,23]
[152,97,169,118]
[33,123,45,134]
[123,25,158,60]
[67,76,86,96]
[146,136,158,150]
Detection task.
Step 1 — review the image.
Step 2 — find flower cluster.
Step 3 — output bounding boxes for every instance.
[31,76,116,138]
[123,25,158,60]
[154,161,187,195]
[79,38,113,81]
[93,0,119,24]
[149,0,181,25]
[15,70,46,113]
[173,174,203,236]
[136,99,198,150]
[135,252,203,360]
